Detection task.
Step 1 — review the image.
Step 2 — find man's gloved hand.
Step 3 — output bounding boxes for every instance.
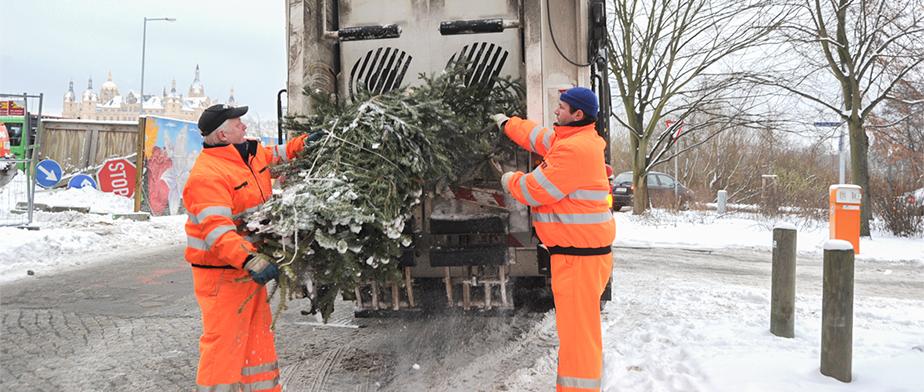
[500,171,515,193]
[490,114,510,131]
[307,131,327,143]
[244,254,279,285]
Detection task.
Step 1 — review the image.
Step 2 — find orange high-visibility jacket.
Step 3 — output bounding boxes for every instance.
[182,136,306,268]
[503,116,615,248]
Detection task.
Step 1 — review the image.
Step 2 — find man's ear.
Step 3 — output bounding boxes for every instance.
[574,109,585,121]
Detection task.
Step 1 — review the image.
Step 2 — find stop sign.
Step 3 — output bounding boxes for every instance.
[96,158,137,197]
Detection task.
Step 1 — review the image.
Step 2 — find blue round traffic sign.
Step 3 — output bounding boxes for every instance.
[35,159,63,189]
[67,174,98,190]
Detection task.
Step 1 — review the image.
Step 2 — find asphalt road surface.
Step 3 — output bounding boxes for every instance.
[2,243,920,391]
[0,244,548,391]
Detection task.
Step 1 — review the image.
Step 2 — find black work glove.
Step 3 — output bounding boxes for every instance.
[307,131,327,143]
[244,254,279,285]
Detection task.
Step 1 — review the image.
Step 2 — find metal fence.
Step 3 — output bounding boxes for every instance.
[0,159,34,227]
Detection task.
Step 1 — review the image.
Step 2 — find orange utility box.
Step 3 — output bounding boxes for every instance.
[829,184,862,254]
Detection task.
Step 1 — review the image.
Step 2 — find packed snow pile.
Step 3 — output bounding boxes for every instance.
[0,184,184,282]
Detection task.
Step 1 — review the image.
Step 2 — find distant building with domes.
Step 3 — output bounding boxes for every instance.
[62,65,236,122]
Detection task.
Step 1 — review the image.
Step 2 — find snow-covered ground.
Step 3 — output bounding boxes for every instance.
[0,175,184,282]
[2,181,922,391]
[502,211,923,392]
[614,208,923,264]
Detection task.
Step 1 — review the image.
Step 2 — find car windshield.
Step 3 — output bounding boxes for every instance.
[614,172,632,183]
[3,123,22,145]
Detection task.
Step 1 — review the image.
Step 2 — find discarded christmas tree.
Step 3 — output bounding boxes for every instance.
[246,67,523,322]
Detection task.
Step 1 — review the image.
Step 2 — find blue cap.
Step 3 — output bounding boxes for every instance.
[559,87,598,119]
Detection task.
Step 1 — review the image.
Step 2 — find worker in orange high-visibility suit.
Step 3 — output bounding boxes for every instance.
[492,87,615,391]
[183,103,313,392]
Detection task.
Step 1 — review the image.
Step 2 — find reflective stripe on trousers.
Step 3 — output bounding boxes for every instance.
[193,269,280,392]
[557,375,601,390]
[197,375,279,392]
[552,253,612,392]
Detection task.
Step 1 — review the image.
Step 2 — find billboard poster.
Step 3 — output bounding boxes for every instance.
[141,116,203,216]
[0,100,25,116]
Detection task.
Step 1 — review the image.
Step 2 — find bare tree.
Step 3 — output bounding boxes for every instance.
[608,0,788,214]
[869,72,924,194]
[753,0,924,235]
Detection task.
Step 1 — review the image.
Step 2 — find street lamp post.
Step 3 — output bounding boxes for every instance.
[140,17,176,116]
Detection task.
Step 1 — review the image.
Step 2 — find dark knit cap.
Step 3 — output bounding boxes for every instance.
[559,87,598,118]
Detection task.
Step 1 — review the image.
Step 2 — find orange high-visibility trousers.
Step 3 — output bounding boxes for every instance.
[552,253,613,391]
[193,268,281,391]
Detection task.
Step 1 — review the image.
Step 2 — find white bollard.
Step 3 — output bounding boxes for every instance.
[717,190,728,215]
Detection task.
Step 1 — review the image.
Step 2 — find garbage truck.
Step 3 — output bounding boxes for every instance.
[285,0,612,314]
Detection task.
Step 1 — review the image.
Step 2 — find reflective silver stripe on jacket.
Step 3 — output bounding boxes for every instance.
[188,206,233,224]
[530,168,565,201]
[273,143,288,162]
[542,129,555,151]
[187,237,208,251]
[557,375,601,389]
[528,125,542,153]
[533,211,613,225]
[231,206,260,220]
[242,361,278,377]
[568,189,610,201]
[204,225,237,248]
[197,383,242,392]
[519,177,541,206]
[242,376,279,391]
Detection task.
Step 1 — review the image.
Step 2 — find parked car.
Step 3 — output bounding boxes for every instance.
[610,171,695,211]
[903,187,924,215]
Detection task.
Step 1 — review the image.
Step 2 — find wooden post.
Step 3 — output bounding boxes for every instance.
[133,116,146,212]
[821,240,854,383]
[391,283,400,310]
[444,267,453,308]
[371,280,380,310]
[771,224,797,338]
[354,287,363,309]
[499,266,509,307]
[404,267,416,308]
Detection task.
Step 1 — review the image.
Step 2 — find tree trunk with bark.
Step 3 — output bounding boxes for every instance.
[847,116,872,235]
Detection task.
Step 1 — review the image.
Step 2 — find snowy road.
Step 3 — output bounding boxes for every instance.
[1,243,921,391]
[0,244,548,391]
[505,246,924,392]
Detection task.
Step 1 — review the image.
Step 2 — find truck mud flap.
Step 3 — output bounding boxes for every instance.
[430,216,505,234]
[429,245,507,267]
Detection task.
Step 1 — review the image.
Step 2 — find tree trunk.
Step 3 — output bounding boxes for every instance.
[632,137,650,214]
[847,117,872,236]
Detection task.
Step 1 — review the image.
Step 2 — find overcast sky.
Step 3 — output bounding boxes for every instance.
[0,0,286,123]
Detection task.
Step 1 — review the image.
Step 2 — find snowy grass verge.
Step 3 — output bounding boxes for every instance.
[614,209,923,264]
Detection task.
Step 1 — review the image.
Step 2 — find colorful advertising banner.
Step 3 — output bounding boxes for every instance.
[140,116,203,216]
[0,100,25,116]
